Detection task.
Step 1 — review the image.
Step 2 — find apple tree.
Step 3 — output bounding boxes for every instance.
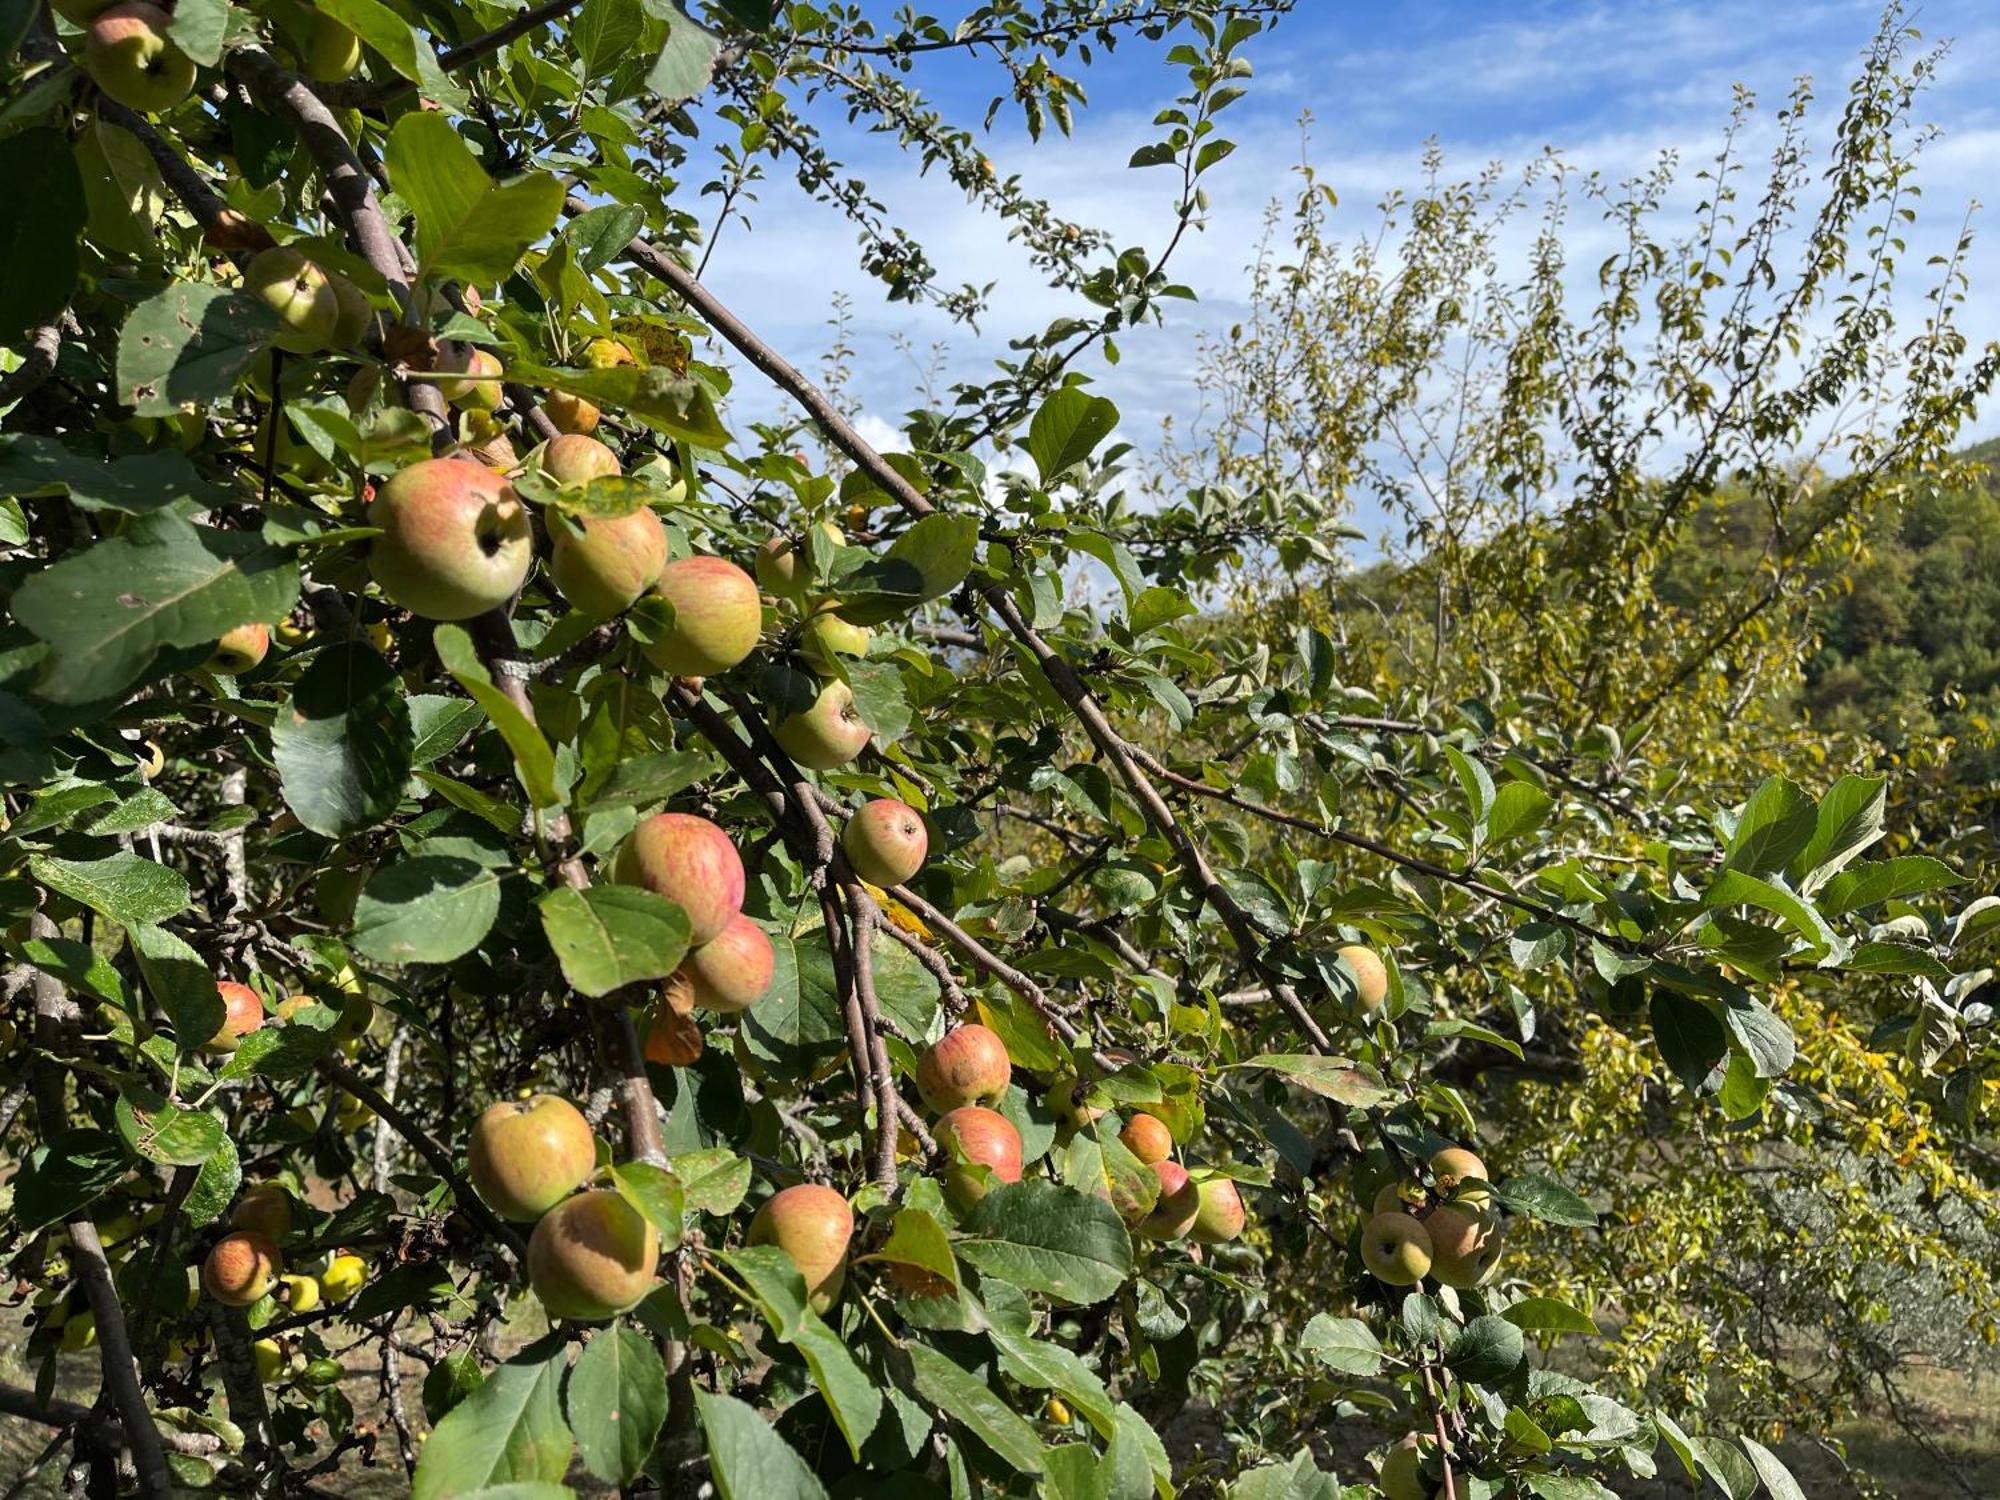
[0,1,1993,1497]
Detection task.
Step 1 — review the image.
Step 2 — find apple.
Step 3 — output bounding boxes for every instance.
[1338,943,1388,1012]
[60,1310,97,1351]
[1046,1077,1104,1133]
[83,2,195,114]
[583,337,636,368]
[842,798,927,887]
[203,1231,281,1306]
[544,390,601,435]
[1373,1181,1416,1217]
[800,611,871,669]
[1360,1211,1433,1286]
[551,508,667,618]
[936,1106,1023,1206]
[436,344,504,412]
[1119,1113,1173,1166]
[613,812,745,945]
[641,556,762,676]
[327,274,372,348]
[459,411,517,471]
[280,1273,320,1314]
[540,434,620,484]
[1425,1204,1503,1288]
[295,10,362,82]
[527,1189,659,1320]
[773,678,871,771]
[755,522,843,599]
[230,1184,294,1241]
[252,1338,284,1383]
[1430,1146,1490,1207]
[206,981,265,1054]
[1189,1177,1246,1245]
[916,1024,1011,1113]
[242,247,339,353]
[748,1183,852,1312]
[1137,1160,1200,1241]
[1378,1435,1436,1500]
[319,1253,366,1304]
[466,1095,596,1223]
[207,623,270,675]
[679,914,774,1013]
[369,458,533,620]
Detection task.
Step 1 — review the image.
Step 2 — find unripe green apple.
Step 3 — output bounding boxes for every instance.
[1137,1159,1200,1240]
[800,611,871,669]
[641,556,762,676]
[748,1183,852,1313]
[295,9,361,82]
[1430,1145,1490,1207]
[1378,1435,1437,1500]
[207,623,270,675]
[369,458,533,620]
[582,337,635,369]
[754,522,844,598]
[1360,1211,1433,1285]
[1047,1077,1104,1134]
[242,247,340,353]
[1189,1177,1246,1244]
[612,812,746,945]
[252,1337,284,1383]
[326,274,372,348]
[83,2,195,114]
[1119,1112,1173,1166]
[773,678,871,770]
[203,1231,281,1306]
[1337,943,1388,1012]
[230,1184,294,1242]
[437,344,504,412]
[550,508,667,618]
[841,798,927,887]
[1425,1203,1503,1288]
[207,981,265,1054]
[466,1095,596,1223]
[320,1253,365,1303]
[679,913,774,1013]
[916,1023,1011,1113]
[936,1106,1023,1207]
[543,390,600,435]
[527,1189,659,1320]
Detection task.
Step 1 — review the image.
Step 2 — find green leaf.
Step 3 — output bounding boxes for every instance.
[1790,773,1886,891]
[273,643,415,837]
[832,514,980,625]
[1722,776,1815,876]
[1818,856,1960,916]
[1492,1175,1596,1228]
[673,1148,751,1217]
[1485,780,1552,843]
[410,694,486,764]
[647,9,722,102]
[386,113,565,285]
[114,1090,224,1167]
[352,845,504,965]
[1739,1436,1807,1500]
[433,624,564,809]
[609,1160,684,1247]
[1026,387,1119,482]
[127,921,221,1053]
[570,0,643,84]
[1524,1477,1619,1500]
[1224,1055,1395,1108]
[957,1179,1132,1306]
[904,1340,1044,1476]
[163,0,229,65]
[1650,990,1727,1092]
[511,361,733,449]
[695,1389,828,1500]
[11,511,299,703]
[1500,1297,1598,1334]
[12,1129,127,1231]
[988,1328,1118,1438]
[1700,870,1834,957]
[1298,1314,1382,1375]
[412,1337,572,1500]
[1444,1314,1524,1385]
[315,0,467,109]
[565,1326,666,1487]
[720,1245,883,1460]
[1841,941,1952,981]
[0,129,85,343]
[1691,1436,1759,1500]
[423,1352,485,1425]
[30,852,188,927]
[116,282,282,416]
[538,885,691,998]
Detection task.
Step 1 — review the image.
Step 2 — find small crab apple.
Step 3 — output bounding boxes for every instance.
[842,799,928,887]
[369,459,533,621]
[528,1190,659,1321]
[1360,1211,1433,1286]
[936,1106,1023,1207]
[207,623,270,675]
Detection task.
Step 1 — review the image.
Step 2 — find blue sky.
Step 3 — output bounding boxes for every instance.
[692,1,2000,470]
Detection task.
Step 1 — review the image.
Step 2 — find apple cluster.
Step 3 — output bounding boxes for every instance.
[197,1184,369,1386]
[1355,1144,1506,1290]
[55,0,363,114]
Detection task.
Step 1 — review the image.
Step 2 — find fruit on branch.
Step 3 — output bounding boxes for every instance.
[1430,1145,1490,1207]
[1046,1077,1104,1133]
[543,390,601,435]
[678,913,775,1013]
[466,1095,597,1222]
[59,1310,97,1351]
[82,2,194,114]
[613,812,746,945]
[230,1184,294,1241]
[437,344,504,412]
[459,411,517,471]
[241,246,340,353]
[773,678,871,770]
[842,798,928,887]
[550,507,668,618]
[1373,1181,1418,1217]
[1377,1435,1436,1500]
[748,1183,853,1313]
[540,434,621,484]
[800,611,871,669]
[252,1337,284,1383]
[1425,1203,1503,1288]
[936,1105,1023,1206]
[1360,1211,1433,1286]
[280,1274,320,1314]
[319,1254,365,1303]
[327,275,372,349]
[527,1189,659,1320]
[1189,1177,1246,1245]
[916,1023,1011,1113]
[206,980,265,1054]
[1337,943,1388,1012]
[203,1231,281,1306]
[583,337,636,368]
[275,989,373,1047]
[1137,1159,1200,1241]
[1119,1112,1174,1166]
[640,556,762,676]
[292,8,362,82]
[369,458,533,620]
[206,623,270,675]
[755,522,843,599]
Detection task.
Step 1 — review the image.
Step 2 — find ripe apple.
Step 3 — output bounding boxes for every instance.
[295,10,362,82]
[1189,1177,1246,1245]
[370,458,533,620]
[613,812,745,945]
[543,390,600,435]
[319,1253,366,1303]
[1430,1146,1490,1207]
[755,522,843,599]
[83,2,195,114]
[550,508,667,618]
[540,434,620,484]
[800,611,871,669]
[207,623,270,675]
[242,246,339,353]
[206,981,265,1054]
[1137,1160,1200,1240]
[748,1183,852,1312]
[1378,1435,1436,1500]
[935,1105,1022,1206]
[280,1273,320,1314]
[916,1023,1011,1113]
[679,913,774,1013]
[466,1095,596,1223]
[527,1189,659,1320]
[203,1231,281,1306]
[1338,943,1388,1012]
[1360,1211,1433,1286]
[436,344,504,412]
[1119,1113,1173,1166]
[641,556,762,676]
[773,678,871,771]
[1425,1204,1503,1288]
[841,798,927,887]
[583,337,636,368]
[231,1184,294,1241]
[327,274,372,348]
